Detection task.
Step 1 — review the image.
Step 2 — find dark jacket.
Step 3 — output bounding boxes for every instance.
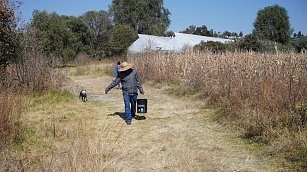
[105,69,144,94]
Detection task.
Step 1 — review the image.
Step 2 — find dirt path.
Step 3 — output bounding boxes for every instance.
[67,63,276,171]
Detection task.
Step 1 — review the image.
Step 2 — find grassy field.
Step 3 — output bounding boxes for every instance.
[0,61,281,171]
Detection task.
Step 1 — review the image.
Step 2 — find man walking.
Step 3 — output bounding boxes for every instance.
[105,62,144,125]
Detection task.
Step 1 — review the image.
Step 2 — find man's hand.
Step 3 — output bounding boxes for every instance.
[140,91,144,95]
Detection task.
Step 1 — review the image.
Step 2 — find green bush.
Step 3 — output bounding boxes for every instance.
[290,36,307,53]
[194,41,226,53]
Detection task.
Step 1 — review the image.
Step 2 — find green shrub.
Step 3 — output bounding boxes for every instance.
[290,36,307,53]
[194,41,226,53]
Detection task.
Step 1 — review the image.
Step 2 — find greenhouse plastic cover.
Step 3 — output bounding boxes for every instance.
[128,32,233,53]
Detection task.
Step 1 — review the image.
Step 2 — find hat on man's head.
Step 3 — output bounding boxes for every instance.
[118,62,133,72]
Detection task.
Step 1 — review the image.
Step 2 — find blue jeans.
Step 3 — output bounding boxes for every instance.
[123,92,137,123]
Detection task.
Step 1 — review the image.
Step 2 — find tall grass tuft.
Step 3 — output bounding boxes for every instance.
[0,90,24,147]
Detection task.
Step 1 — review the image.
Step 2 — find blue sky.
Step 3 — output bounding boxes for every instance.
[19,0,307,35]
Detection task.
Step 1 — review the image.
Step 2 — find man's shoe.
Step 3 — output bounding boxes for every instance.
[126,121,131,125]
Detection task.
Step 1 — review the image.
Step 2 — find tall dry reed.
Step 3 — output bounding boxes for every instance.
[0,90,24,147]
[130,50,307,139]
[130,50,307,169]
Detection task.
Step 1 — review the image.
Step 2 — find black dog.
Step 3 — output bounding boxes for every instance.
[79,89,87,102]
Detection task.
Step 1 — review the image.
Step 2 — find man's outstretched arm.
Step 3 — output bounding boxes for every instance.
[105,77,121,94]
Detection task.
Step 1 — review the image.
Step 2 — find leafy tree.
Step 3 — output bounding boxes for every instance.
[231,32,238,37]
[66,16,94,53]
[239,31,243,37]
[213,31,218,37]
[82,10,113,57]
[165,30,175,37]
[0,0,20,72]
[209,29,214,36]
[181,25,241,38]
[222,31,232,38]
[31,10,94,62]
[82,10,112,38]
[32,10,69,58]
[237,34,284,52]
[182,25,196,34]
[109,0,170,36]
[196,25,212,36]
[253,5,291,44]
[297,31,303,38]
[109,24,138,56]
[182,25,213,36]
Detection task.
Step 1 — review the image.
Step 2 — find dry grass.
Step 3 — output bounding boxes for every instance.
[0,90,24,147]
[1,50,304,170]
[75,65,91,76]
[71,59,116,77]
[1,90,128,171]
[0,43,68,170]
[73,54,93,76]
[0,51,64,146]
[130,51,307,170]
[0,62,280,171]
[4,52,67,92]
[74,53,91,66]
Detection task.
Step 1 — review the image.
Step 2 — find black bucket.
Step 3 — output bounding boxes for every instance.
[137,99,147,113]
